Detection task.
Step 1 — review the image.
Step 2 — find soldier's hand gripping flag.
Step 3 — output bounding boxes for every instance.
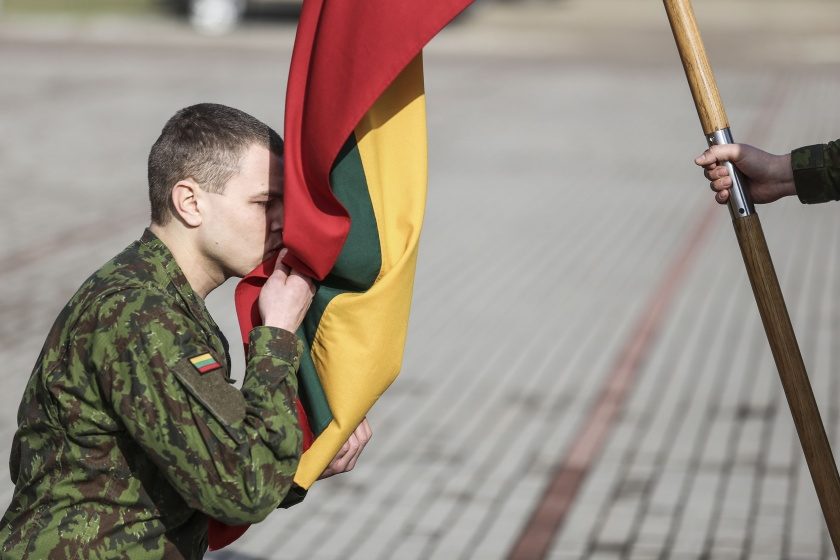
[209,0,474,550]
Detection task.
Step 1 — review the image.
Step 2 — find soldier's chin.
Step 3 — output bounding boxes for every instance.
[236,256,269,278]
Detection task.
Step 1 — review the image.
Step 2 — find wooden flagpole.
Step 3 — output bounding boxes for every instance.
[663,0,840,553]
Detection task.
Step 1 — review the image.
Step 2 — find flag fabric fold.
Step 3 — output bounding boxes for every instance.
[280,0,473,281]
[209,0,473,551]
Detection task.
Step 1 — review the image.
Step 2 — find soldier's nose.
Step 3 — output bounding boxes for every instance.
[268,208,283,232]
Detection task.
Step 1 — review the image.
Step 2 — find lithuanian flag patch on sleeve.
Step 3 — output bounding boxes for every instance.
[190,353,221,374]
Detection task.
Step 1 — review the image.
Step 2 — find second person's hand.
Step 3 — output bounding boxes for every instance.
[695,143,796,205]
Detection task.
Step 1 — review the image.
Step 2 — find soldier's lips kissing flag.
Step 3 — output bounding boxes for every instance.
[210,0,474,550]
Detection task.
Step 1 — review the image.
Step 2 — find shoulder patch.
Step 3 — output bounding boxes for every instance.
[189,353,221,374]
[173,356,246,427]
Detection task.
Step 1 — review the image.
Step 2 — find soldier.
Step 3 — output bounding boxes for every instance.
[0,103,371,559]
[696,139,840,205]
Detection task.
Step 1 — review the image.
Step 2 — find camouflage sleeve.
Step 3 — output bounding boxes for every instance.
[792,139,840,204]
[92,290,302,525]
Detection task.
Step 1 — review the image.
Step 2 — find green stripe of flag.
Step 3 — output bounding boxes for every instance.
[296,134,383,434]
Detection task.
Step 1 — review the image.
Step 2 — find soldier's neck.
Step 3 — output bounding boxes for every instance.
[149,223,224,299]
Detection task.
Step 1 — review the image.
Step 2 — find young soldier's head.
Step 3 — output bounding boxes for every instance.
[148,103,284,279]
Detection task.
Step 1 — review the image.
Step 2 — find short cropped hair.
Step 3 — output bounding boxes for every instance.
[148,103,283,225]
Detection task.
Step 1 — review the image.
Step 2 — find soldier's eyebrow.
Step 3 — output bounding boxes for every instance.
[252,190,283,198]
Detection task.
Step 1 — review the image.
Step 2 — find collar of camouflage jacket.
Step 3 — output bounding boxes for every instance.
[138,229,227,349]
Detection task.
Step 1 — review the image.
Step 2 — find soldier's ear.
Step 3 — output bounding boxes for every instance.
[171,179,202,227]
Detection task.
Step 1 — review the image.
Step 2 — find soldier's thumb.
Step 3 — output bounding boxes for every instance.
[707,144,743,165]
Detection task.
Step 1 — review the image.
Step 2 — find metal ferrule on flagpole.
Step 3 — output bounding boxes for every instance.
[706,128,755,219]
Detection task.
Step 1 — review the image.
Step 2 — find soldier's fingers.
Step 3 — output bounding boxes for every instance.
[273,249,291,276]
[715,189,730,204]
[318,446,348,479]
[318,465,337,479]
[283,272,314,300]
[358,418,372,443]
[274,248,288,268]
[320,440,351,479]
[334,440,350,461]
[319,427,368,478]
[345,426,370,472]
[288,270,315,295]
[345,449,361,472]
[268,252,290,282]
[354,419,371,446]
[340,433,362,472]
[327,444,354,474]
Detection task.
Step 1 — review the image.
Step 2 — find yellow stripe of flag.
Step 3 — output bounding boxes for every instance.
[293,54,427,488]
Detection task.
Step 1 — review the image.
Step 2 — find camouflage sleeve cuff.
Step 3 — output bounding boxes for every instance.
[792,142,840,204]
[247,326,303,378]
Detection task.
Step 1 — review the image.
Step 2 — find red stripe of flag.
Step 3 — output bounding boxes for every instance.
[280,0,474,280]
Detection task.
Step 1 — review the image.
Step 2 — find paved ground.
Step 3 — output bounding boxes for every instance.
[1,1,840,558]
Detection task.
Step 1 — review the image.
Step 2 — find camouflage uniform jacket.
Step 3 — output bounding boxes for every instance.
[0,230,303,559]
[792,138,840,203]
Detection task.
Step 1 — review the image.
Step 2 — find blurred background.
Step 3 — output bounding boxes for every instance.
[1,0,300,34]
[2,1,840,559]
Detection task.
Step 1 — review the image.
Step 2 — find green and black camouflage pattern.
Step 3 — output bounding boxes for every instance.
[0,230,302,559]
[792,139,840,204]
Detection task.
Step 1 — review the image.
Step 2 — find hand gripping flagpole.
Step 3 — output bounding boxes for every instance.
[664,0,840,552]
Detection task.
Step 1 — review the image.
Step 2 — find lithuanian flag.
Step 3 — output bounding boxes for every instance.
[210,0,473,550]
